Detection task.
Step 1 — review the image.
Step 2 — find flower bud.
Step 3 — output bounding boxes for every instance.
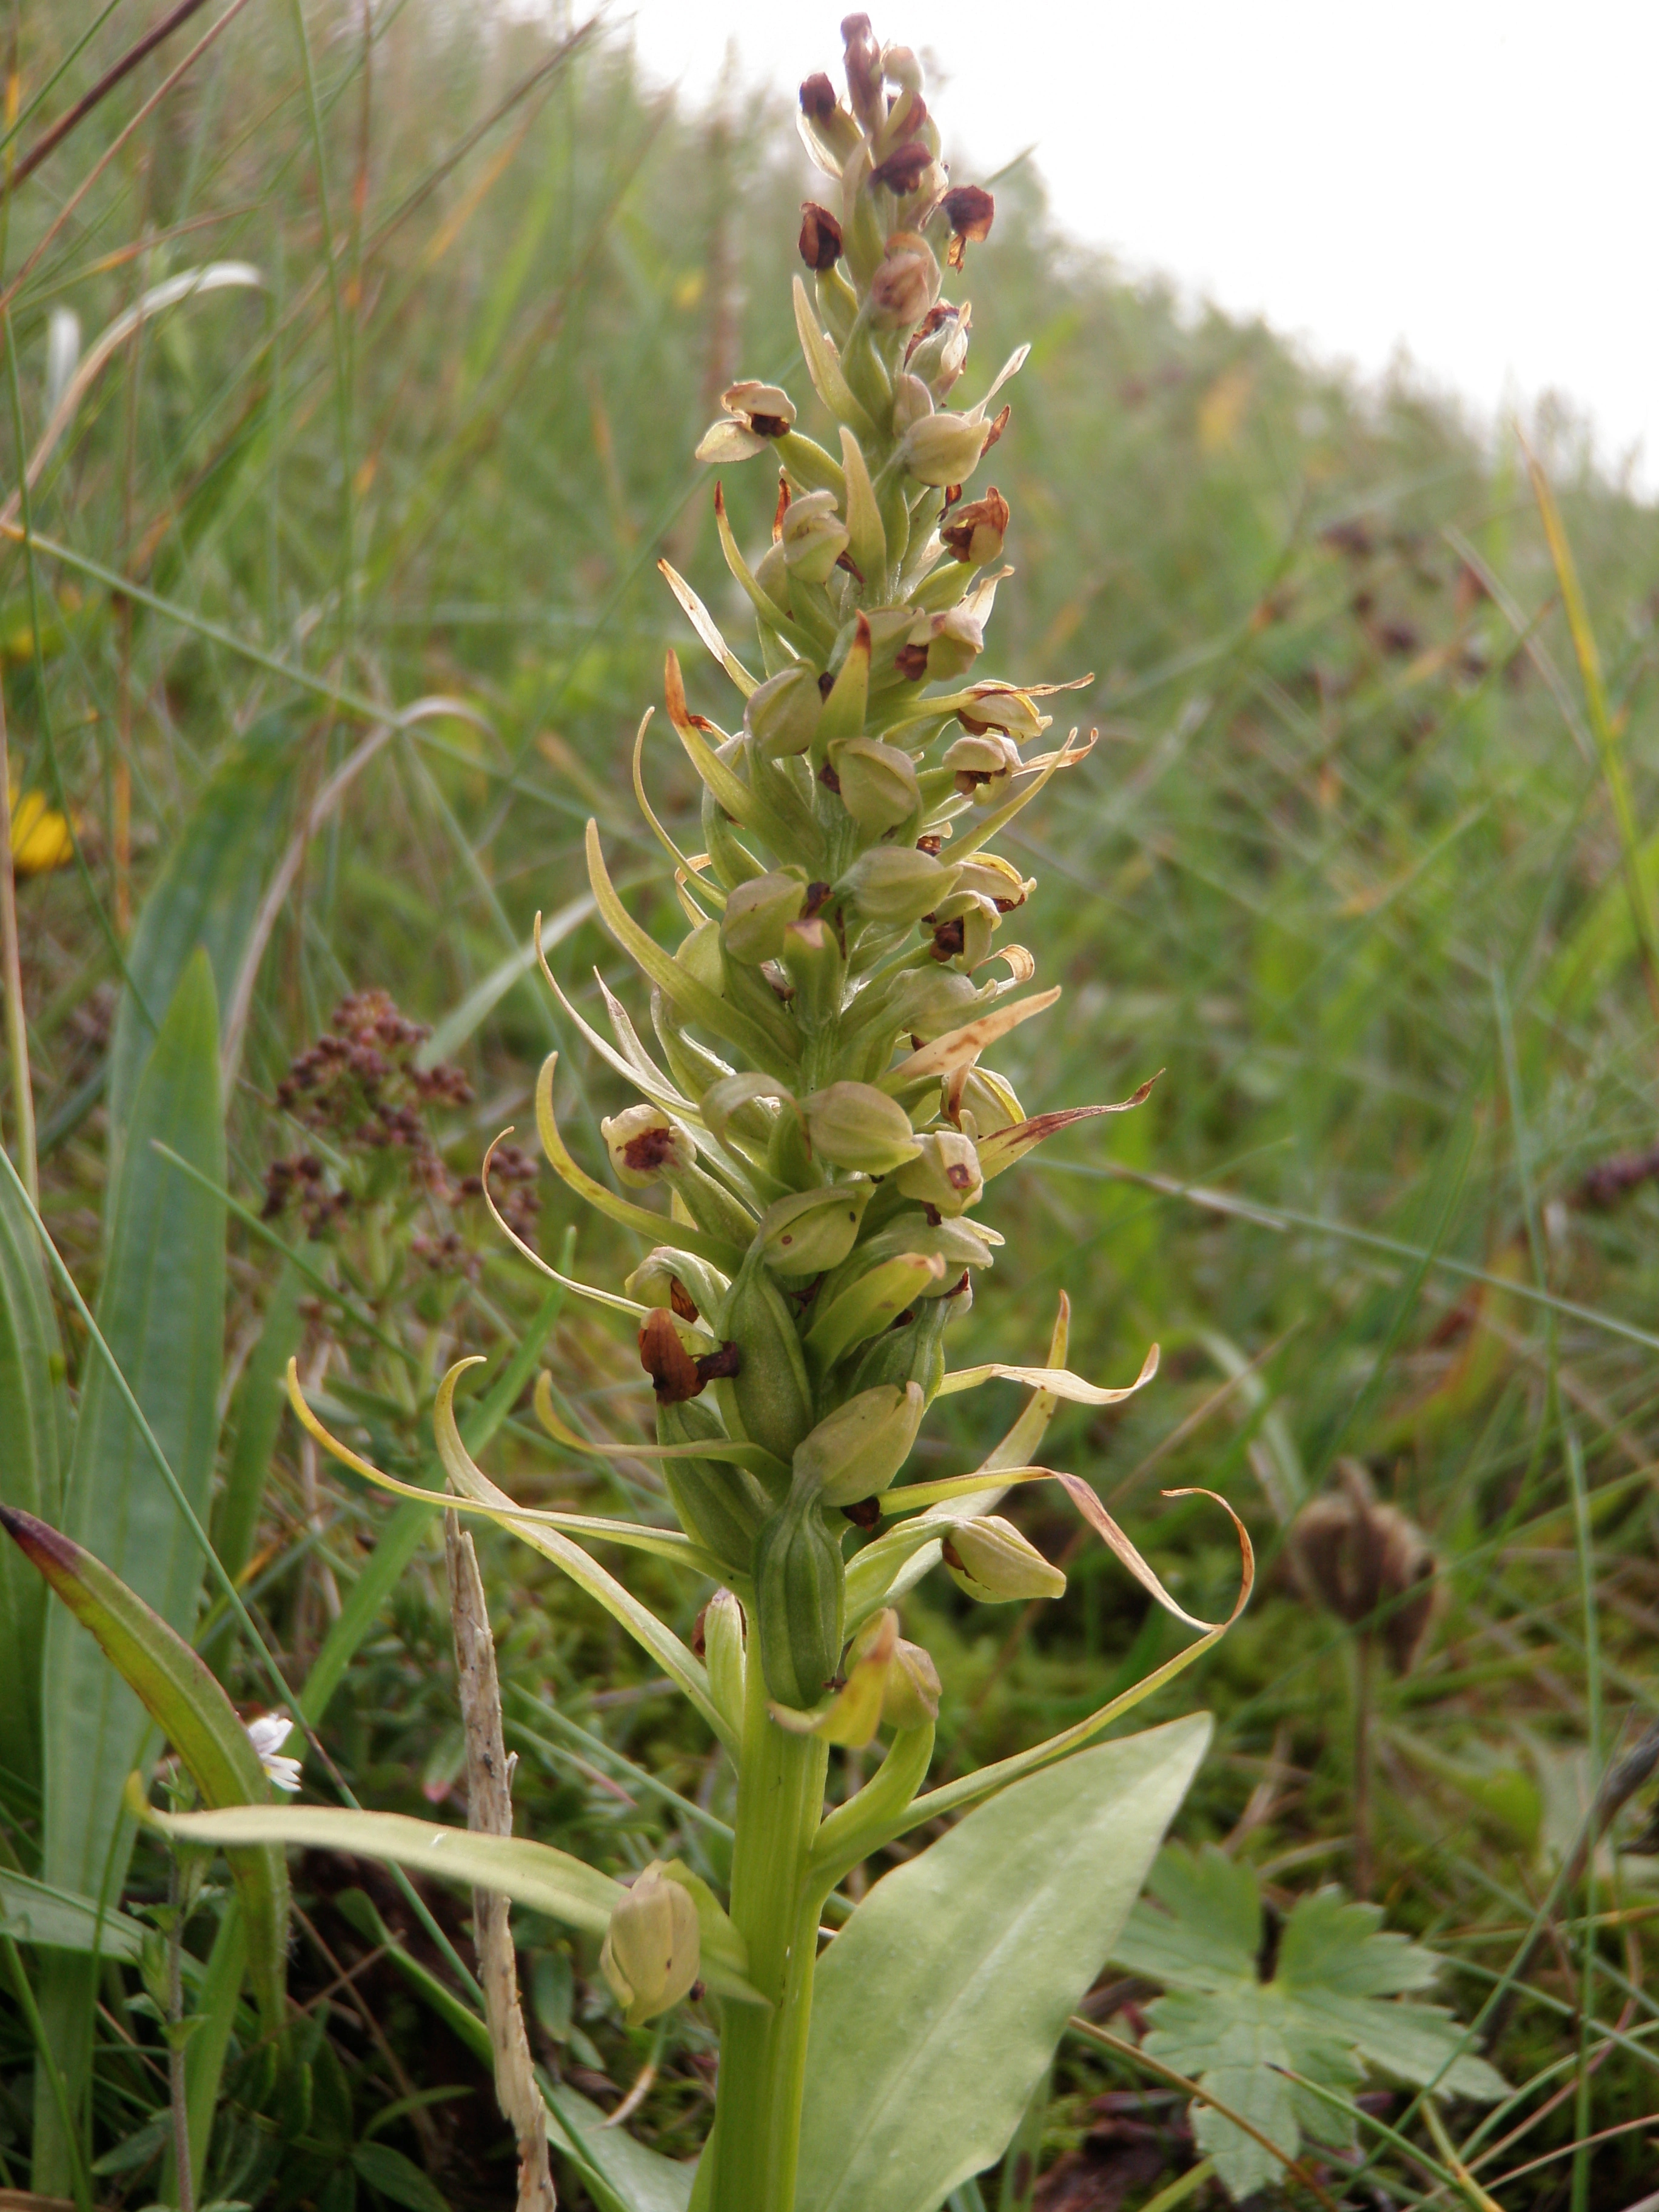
[944,1065,1025,1138]
[884,44,923,93]
[802,1082,922,1173]
[722,870,808,965]
[869,232,939,330]
[890,372,934,436]
[721,1248,815,1463]
[675,916,727,995]
[883,1636,942,1729]
[799,201,843,271]
[957,684,1050,741]
[886,965,981,1040]
[838,844,959,926]
[793,1381,925,1506]
[722,380,795,436]
[601,1104,695,1188]
[940,486,1009,566]
[694,381,799,464]
[754,1488,845,1708]
[901,408,988,488]
[905,303,971,398]
[841,13,884,125]
[950,853,1033,911]
[942,1516,1066,1601]
[779,914,843,1022]
[930,897,996,970]
[744,665,823,759]
[757,1180,873,1274]
[830,739,920,833]
[702,1587,747,1734]
[600,1862,702,2026]
[895,1129,983,1215]
[626,1249,696,1315]
[780,488,850,584]
[943,730,1021,802]
[908,602,984,682]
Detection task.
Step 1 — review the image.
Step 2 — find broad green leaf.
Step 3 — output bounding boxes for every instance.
[795,1714,1210,2212]
[4,1508,287,2027]
[141,1800,765,2010]
[0,1869,144,1958]
[1114,1845,1507,2198]
[546,2085,695,2212]
[107,719,293,1139]
[42,950,226,1913]
[0,1150,64,1789]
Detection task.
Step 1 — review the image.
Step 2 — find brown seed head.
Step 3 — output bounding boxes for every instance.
[1289,1460,1440,1675]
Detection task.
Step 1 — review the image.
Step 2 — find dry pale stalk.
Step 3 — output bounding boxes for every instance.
[445,1514,556,2212]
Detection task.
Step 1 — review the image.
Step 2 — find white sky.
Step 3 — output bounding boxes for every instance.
[617,0,1658,496]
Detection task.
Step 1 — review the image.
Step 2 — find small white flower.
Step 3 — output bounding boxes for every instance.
[246,1714,302,1794]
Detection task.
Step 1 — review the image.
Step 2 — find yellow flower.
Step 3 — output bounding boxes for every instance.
[8,786,73,876]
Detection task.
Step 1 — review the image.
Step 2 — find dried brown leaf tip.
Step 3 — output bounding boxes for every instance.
[942,184,995,267]
[799,201,843,271]
[1289,1460,1439,1675]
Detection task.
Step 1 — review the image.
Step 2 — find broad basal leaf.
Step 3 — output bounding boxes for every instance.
[796,1713,1210,2212]
[1113,1845,1507,2199]
[42,950,226,1912]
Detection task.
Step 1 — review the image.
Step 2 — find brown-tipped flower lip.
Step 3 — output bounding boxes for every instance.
[800,71,838,119]
[942,184,995,242]
[799,202,843,271]
[870,138,933,195]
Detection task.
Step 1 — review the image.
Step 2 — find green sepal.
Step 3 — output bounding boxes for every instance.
[657,1399,771,1575]
[719,1247,816,1466]
[752,1483,846,1711]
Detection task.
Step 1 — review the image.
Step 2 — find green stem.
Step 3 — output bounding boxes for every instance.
[709,1638,828,2212]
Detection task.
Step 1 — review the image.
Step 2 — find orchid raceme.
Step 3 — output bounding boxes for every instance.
[273,22,1249,2211]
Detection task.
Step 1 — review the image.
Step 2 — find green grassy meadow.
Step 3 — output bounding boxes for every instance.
[4,4,1659,2205]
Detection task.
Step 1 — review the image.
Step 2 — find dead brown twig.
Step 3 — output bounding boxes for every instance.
[446,1513,557,2212]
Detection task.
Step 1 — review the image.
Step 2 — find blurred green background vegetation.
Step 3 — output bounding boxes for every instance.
[5,2,1659,2205]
